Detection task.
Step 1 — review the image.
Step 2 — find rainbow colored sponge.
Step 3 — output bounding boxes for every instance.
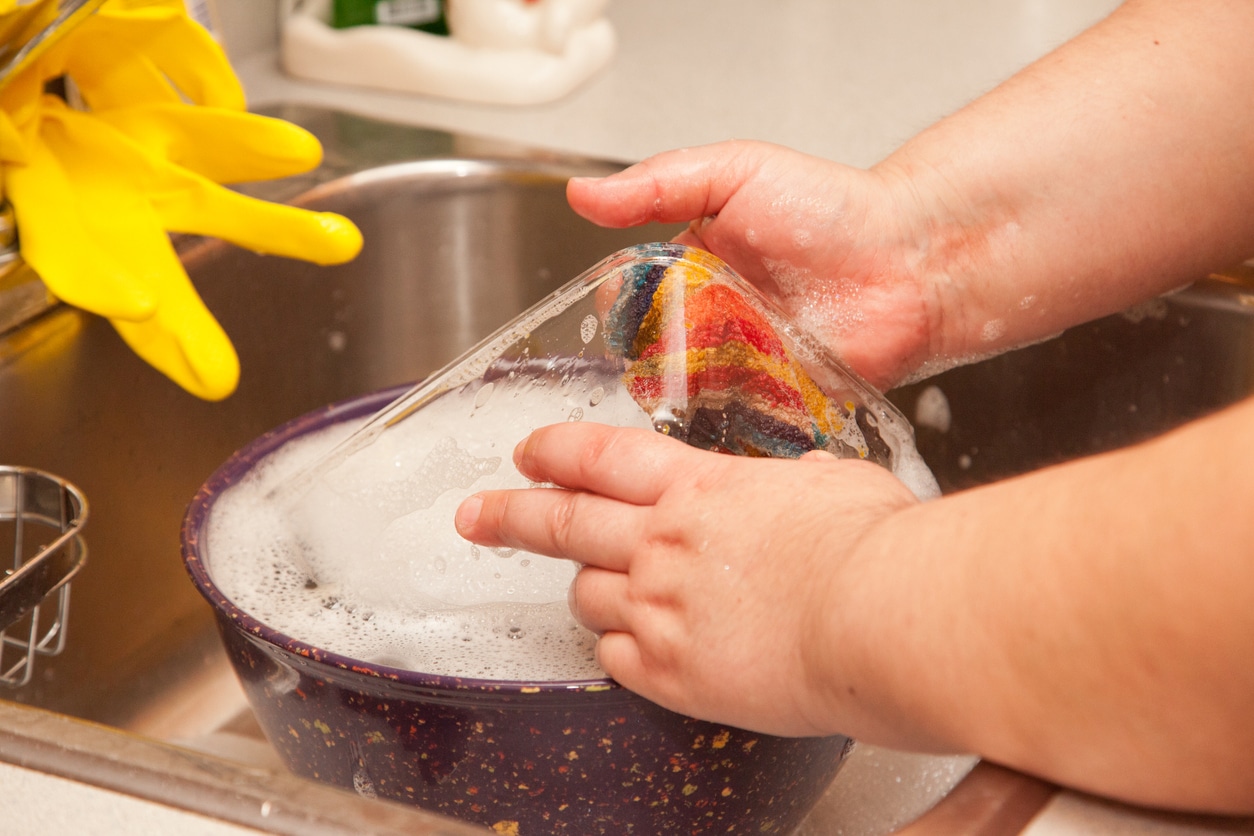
[603,247,851,459]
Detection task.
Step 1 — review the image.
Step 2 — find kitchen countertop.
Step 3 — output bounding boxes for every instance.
[228,0,1123,169]
[205,1,1252,832]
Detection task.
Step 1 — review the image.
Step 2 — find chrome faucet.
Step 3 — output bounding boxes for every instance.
[0,0,105,88]
[0,1,106,333]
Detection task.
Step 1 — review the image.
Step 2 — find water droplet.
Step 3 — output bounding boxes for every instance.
[568,407,584,422]
[579,314,598,344]
[651,408,684,436]
[473,381,496,409]
[589,386,605,406]
[508,626,525,640]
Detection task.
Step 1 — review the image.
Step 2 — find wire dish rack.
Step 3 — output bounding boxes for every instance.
[0,466,87,688]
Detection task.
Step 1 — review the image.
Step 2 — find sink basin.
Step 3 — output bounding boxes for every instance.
[0,106,682,729]
[0,104,1250,833]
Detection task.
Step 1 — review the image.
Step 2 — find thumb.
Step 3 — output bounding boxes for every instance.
[566,140,774,229]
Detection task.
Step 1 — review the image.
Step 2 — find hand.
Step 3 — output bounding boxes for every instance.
[567,141,942,389]
[455,421,919,737]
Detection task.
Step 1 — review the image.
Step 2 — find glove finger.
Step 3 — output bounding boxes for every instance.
[41,98,240,399]
[0,109,28,164]
[50,104,364,265]
[93,104,323,183]
[0,49,64,138]
[111,282,240,401]
[8,101,157,320]
[161,189,365,266]
[62,39,182,109]
[63,9,244,109]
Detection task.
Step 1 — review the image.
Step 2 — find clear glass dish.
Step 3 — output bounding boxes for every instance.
[324,241,922,472]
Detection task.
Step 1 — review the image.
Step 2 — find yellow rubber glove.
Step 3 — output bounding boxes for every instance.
[92,103,324,184]
[0,0,364,400]
[59,0,246,110]
[8,96,362,399]
[0,1,58,69]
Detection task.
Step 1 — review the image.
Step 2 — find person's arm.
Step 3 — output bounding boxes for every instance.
[568,0,1254,389]
[827,396,1254,813]
[457,0,1254,813]
[456,399,1254,814]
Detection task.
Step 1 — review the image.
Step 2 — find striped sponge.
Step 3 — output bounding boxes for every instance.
[603,248,851,459]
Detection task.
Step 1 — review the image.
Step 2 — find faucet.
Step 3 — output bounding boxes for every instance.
[0,1,103,334]
[0,0,105,87]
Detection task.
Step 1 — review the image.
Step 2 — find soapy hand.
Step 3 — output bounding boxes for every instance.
[567,142,941,390]
[455,421,919,737]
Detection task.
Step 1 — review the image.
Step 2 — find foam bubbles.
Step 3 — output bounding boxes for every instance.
[913,385,951,433]
[206,376,652,681]
[205,361,940,682]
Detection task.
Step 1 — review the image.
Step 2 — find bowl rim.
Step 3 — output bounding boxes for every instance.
[180,383,627,699]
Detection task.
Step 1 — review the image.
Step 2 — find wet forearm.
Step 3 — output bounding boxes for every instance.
[876,0,1254,363]
[830,397,1254,812]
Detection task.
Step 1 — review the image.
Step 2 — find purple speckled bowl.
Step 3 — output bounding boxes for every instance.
[182,386,852,835]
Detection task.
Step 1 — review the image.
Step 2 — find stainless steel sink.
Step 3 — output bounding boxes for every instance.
[0,105,683,834]
[888,278,1254,492]
[1,104,1251,834]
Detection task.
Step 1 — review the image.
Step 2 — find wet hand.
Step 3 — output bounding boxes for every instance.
[454,421,919,736]
[567,141,938,389]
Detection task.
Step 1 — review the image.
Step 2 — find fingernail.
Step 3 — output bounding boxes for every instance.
[567,576,580,620]
[800,449,841,463]
[455,494,483,532]
[513,438,531,476]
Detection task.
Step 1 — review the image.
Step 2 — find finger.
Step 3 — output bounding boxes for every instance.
[455,486,643,571]
[94,195,241,399]
[593,632,654,700]
[9,112,158,320]
[94,105,324,184]
[72,8,246,110]
[566,140,774,228]
[513,422,704,506]
[671,224,708,250]
[159,185,364,266]
[61,27,184,108]
[113,290,240,401]
[567,565,630,634]
[51,106,362,266]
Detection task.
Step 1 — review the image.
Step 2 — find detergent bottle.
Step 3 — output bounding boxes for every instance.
[331,0,449,35]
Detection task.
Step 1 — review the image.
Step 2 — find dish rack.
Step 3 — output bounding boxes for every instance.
[0,466,87,688]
